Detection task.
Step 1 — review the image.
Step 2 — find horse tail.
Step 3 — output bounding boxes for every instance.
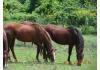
[74,28,84,49]
[74,28,84,65]
[67,27,84,48]
[68,27,84,65]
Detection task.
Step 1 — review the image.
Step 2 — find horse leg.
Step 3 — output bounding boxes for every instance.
[5,53,8,67]
[43,47,48,62]
[3,49,9,67]
[76,45,84,66]
[67,45,73,64]
[7,32,15,62]
[10,38,18,62]
[3,54,6,67]
[5,48,9,67]
[3,51,8,67]
[6,35,12,61]
[42,43,48,63]
[36,45,40,62]
[8,40,13,62]
[8,48,11,61]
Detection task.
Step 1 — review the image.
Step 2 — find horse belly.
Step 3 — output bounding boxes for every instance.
[52,32,74,45]
[16,29,36,42]
[52,34,68,45]
[16,35,33,42]
[53,37,68,45]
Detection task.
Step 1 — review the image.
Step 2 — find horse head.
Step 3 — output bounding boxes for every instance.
[47,48,57,63]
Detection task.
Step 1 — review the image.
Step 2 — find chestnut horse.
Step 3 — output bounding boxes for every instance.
[43,24,84,66]
[4,21,55,63]
[20,21,57,62]
[3,30,9,67]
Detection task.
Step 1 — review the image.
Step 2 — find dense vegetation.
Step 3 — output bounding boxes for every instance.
[3,0,97,34]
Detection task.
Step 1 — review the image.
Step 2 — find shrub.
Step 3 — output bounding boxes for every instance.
[80,25,96,34]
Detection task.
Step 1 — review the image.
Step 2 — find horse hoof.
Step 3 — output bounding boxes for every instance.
[64,61,68,64]
[64,61,72,65]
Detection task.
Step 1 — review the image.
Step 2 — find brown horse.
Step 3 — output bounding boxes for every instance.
[4,21,55,63]
[3,30,9,67]
[43,24,84,66]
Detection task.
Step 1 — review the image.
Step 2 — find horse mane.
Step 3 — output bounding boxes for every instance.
[39,25,53,54]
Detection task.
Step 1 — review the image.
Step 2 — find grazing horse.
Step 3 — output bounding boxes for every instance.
[43,24,84,66]
[20,21,56,62]
[4,21,55,63]
[3,30,9,67]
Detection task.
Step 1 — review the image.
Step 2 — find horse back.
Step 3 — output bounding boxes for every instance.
[44,24,72,44]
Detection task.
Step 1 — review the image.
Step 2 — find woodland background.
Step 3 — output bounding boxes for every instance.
[3,0,97,34]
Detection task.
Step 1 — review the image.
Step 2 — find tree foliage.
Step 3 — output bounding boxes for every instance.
[3,0,96,28]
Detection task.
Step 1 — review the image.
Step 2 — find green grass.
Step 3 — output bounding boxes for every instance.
[4,35,97,70]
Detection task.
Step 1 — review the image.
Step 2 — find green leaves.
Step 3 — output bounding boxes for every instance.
[4,0,96,28]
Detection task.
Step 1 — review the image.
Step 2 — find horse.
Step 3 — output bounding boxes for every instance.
[43,24,84,66]
[21,21,57,62]
[4,21,55,63]
[3,30,9,67]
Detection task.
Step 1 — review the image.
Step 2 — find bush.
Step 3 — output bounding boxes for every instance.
[80,25,96,34]
[69,8,97,26]
[4,12,40,21]
[4,11,11,20]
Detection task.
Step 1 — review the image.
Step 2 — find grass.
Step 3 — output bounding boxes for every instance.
[4,35,97,70]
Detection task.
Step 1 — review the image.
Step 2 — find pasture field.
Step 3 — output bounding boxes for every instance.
[4,35,97,70]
